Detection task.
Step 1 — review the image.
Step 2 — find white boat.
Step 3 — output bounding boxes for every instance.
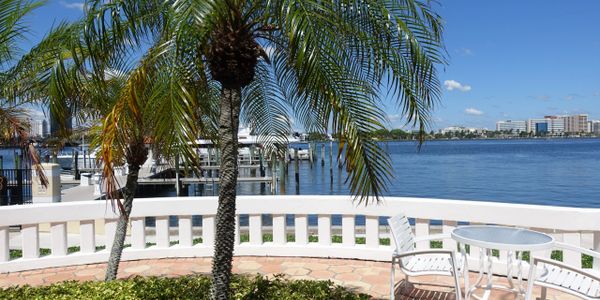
[56,150,97,170]
[288,148,310,160]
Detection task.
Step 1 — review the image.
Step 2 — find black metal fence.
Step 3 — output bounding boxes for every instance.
[0,169,32,206]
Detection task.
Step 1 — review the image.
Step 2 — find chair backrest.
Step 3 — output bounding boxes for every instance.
[388,214,415,254]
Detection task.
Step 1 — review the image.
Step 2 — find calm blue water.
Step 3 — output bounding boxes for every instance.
[241,138,600,208]
[5,138,600,226]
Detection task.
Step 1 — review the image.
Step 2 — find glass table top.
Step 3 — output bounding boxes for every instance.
[451,225,554,251]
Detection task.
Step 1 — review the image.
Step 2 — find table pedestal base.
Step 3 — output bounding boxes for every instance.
[463,248,527,300]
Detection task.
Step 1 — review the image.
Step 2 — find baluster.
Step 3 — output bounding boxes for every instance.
[249,214,262,245]
[202,215,215,247]
[234,215,240,245]
[79,220,96,253]
[342,215,355,247]
[295,214,308,245]
[365,216,379,248]
[415,219,429,249]
[442,220,457,250]
[563,232,582,267]
[22,224,39,258]
[131,218,146,249]
[594,231,600,270]
[155,216,170,248]
[499,249,508,265]
[318,215,331,246]
[272,214,286,244]
[178,216,193,247]
[0,226,9,261]
[50,222,67,256]
[104,219,117,250]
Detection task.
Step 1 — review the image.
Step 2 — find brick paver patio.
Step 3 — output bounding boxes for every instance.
[0,257,577,299]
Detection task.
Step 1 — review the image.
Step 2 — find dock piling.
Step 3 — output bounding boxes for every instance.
[321,144,325,167]
[294,148,300,191]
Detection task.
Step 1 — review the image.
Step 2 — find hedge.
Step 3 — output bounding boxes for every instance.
[0,274,370,300]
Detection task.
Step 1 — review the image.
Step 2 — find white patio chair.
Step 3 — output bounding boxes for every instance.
[527,242,600,299]
[388,214,462,300]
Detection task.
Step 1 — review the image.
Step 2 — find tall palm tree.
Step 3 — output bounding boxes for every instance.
[167,2,445,298]
[26,0,445,298]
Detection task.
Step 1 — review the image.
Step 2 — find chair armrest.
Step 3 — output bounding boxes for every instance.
[414,233,450,243]
[394,248,456,259]
[554,242,600,259]
[531,256,600,282]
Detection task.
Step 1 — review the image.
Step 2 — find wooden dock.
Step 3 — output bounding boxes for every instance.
[137,176,273,185]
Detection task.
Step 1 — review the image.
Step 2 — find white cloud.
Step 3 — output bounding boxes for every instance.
[465,108,484,116]
[564,93,583,101]
[456,48,473,56]
[531,95,551,101]
[59,1,84,10]
[444,80,471,92]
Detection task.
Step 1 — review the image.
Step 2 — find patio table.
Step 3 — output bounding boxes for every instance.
[451,225,554,300]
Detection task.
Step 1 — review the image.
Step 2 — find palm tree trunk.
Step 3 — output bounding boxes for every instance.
[104,163,141,281]
[211,87,241,299]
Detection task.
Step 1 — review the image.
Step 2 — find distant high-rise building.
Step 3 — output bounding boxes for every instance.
[536,122,548,134]
[496,120,527,132]
[527,119,547,133]
[563,114,588,133]
[590,120,600,134]
[544,116,565,133]
[42,120,49,137]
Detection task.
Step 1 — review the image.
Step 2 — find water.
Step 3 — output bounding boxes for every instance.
[221,138,600,208]
[144,138,600,227]
[6,139,600,225]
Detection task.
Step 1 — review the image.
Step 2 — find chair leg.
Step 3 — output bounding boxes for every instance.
[451,255,462,300]
[540,287,547,300]
[390,259,396,300]
[526,259,537,300]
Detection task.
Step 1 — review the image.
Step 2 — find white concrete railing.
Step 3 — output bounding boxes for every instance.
[1,195,600,274]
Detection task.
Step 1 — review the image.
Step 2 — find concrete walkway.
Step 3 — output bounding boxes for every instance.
[0,257,576,299]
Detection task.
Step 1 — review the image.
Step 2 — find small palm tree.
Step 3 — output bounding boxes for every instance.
[13,17,217,280]
[22,0,445,298]
[0,0,47,183]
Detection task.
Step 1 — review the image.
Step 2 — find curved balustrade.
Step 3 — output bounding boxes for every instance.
[1,195,600,274]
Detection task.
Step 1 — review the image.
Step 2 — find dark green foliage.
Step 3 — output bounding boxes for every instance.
[0,274,368,300]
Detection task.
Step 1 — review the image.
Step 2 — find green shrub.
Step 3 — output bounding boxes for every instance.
[0,274,369,300]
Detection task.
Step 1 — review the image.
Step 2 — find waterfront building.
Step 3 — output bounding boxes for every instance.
[24,118,46,138]
[544,116,565,133]
[590,120,600,134]
[42,120,49,137]
[563,114,589,133]
[440,126,486,134]
[526,119,546,133]
[535,122,548,134]
[496,120,526,132]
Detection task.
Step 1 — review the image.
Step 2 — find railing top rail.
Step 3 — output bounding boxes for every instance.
[1,195,599,231]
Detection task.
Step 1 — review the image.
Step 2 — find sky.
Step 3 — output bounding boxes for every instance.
[17,0,600,131]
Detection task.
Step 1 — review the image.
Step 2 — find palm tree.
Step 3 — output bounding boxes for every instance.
[12,16,217,280]
[0,0,47,184]
[25,0,445,297]
[167,2,445,298]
